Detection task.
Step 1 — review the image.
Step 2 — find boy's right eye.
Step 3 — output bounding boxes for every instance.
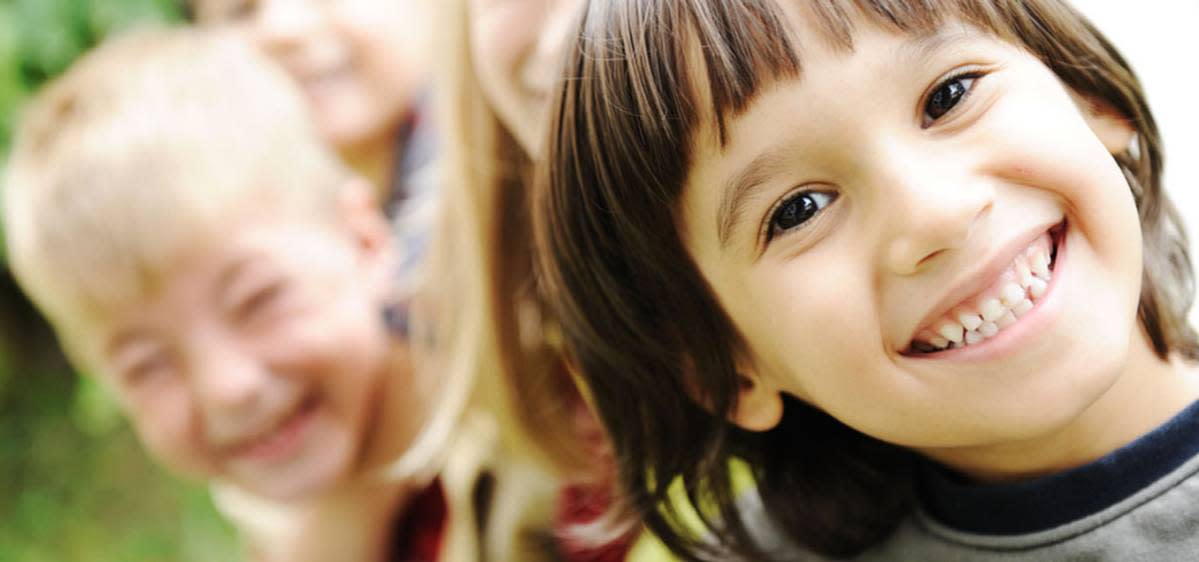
[764,190,838,243]
[124,353,174,388]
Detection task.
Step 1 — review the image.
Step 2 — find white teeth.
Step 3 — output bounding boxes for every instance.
[980,298,1005,322]
[1016,262,1034,288]
[979,322,999,338]
[958,313,983,331]
[1033,252,1051,278]
[938,323,965,344]
[915,240,1056,353]
[1012,299,1034,317]
[1000,283,1026,307]
[1028,277,1048,299]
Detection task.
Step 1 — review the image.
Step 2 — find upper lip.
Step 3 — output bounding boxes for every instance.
[906,218,1062,348]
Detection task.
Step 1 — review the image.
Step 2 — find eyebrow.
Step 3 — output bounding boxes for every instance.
[712,28,977,249]
[716,143,795,248]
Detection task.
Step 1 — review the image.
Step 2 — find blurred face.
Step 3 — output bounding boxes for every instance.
[192,0,426,148]
[682,16,1146,462]
[468,0,581,154]
[83,208,399,501]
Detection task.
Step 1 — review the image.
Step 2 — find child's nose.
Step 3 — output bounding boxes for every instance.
[877,160,994,275]
[189,344,270,441]
[255,0,322,53]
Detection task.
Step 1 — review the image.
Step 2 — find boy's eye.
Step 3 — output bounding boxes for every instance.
[236,282,289,320]
[124,354,174,388]
[923,72,980,126]
[766,190,837,243]
[223,0,257,21]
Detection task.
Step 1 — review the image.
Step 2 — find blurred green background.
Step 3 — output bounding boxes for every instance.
[0,0,239,560]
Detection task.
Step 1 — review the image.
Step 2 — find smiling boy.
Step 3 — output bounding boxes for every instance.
[3,28,460,561]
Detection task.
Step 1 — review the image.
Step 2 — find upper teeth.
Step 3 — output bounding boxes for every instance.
[914,240,1054,353]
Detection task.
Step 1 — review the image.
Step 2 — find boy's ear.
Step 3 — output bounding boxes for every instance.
[1071,92,1136,156]
[334,177,391,257]
[728,369,784,432]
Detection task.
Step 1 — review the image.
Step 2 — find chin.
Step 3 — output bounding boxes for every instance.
[238,438,357,502]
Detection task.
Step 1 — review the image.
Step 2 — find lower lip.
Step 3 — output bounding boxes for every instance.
[236,399,319,463]
[908,222,1069,363]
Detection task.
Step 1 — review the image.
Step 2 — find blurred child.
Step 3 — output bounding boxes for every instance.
[3,27,476,562]
[425,1,679,560]
[536,0,1199,560]
[186,0,434,213]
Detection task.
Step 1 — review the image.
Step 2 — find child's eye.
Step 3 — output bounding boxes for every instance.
[923,71,982,127]
[124,353,175,388]
[234,281,289,324]
[765,190,837,243]
[225,0,257,21]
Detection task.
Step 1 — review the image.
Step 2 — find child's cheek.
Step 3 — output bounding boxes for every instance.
[979,66,1141,273]
[133,386,217,478]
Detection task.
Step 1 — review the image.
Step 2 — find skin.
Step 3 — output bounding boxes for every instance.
[680,10,1199,483]
[191,0,428,191]
[77,184,431,559]
[468,0,581,154]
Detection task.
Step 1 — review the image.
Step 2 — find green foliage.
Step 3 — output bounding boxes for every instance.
[0,0,183,155]
[0,2,238,560]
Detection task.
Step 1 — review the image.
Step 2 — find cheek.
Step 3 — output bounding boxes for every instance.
[983,86,1142,276]
[737,257,884,401]
[469,6,531,110]
[281,293,388,424]
[130,389,212,476]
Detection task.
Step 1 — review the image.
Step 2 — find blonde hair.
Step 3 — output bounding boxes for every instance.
[3,26,349,364]
[422,0,593,474]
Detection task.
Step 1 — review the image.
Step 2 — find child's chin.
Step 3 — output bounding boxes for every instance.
[231,440,356,502]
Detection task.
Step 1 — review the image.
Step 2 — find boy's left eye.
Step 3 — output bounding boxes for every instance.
[923,72,981,127]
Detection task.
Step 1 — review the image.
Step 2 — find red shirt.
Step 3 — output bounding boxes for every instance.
[390,479,447,562]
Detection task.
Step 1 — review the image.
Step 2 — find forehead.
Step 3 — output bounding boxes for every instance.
[75,211,340,338]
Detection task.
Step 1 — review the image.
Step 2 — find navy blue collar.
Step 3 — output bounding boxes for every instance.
[918,399,1199,535]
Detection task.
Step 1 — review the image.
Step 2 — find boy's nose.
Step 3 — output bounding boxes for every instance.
[255,0,322,53]
[875,154,994,275]
[190,344,270,442]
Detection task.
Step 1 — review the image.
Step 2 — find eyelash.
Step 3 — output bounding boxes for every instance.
[922,69,985,128]
[235,282,288,323]
[761,190,838,245]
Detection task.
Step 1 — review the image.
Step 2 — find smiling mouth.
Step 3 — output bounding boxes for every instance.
[904,220,1067,356]
[231,394,319,462]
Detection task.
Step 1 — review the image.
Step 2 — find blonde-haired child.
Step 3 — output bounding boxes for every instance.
[422,0,683,560]
[3,26,480,562]
[186,0,434,214]
[536,0,1199,560]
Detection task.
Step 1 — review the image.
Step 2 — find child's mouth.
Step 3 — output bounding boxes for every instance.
[903,220,1066,356]
[232,393,320,463]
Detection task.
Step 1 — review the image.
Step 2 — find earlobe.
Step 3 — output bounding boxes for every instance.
[335,177,391,255]
[728,372,784,432]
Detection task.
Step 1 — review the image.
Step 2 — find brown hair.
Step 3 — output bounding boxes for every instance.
[534,0,1198,560]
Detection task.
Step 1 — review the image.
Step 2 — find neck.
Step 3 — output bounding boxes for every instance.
[925,330,1199,483]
